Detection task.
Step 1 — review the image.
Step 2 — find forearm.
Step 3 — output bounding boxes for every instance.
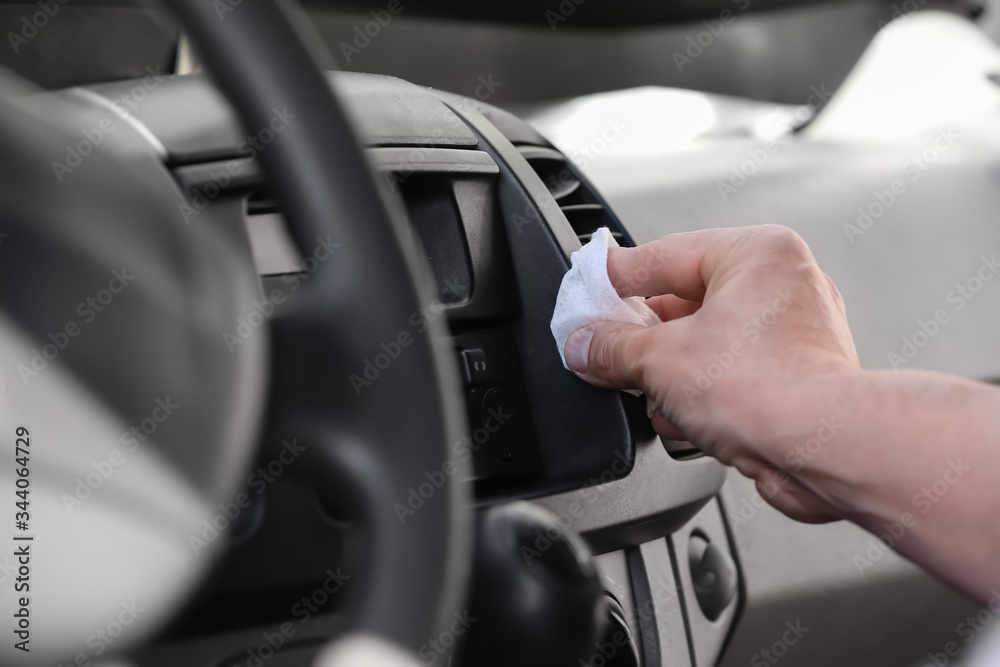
[785,370,1000,601]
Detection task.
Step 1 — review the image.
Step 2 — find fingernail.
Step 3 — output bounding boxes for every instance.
[565,328,594,374]
[646,398,655,418]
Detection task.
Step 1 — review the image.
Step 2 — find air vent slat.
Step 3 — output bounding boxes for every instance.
[516,144,634,248]
[559,204,604,214]
[560,204,612,243]
[549,177,582,201]
[517,146,581,203]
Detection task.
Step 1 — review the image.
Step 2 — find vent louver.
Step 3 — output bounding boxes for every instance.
[516,145,630,247]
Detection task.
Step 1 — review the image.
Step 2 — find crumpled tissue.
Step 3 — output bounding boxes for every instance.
[550,227,661,374]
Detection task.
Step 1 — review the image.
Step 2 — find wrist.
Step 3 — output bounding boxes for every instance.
[749,369,876,520]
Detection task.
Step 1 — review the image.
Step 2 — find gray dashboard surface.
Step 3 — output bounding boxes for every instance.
[75,72,479,164]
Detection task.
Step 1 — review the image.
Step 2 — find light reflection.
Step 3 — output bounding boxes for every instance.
[527,87,718,164]
[806,11,1000,141]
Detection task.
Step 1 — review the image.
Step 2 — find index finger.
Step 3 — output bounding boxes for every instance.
[608,225,816,301]
[607,228,730,300]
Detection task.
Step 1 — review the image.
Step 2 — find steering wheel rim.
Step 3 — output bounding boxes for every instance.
[161,0,471,656]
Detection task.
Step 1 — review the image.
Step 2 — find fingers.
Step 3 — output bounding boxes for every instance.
[607,225,812,300]
[564,320,658,390]
[567,322,690,439]
[756,478,843,524]
[644,294,701,322]
[566,321,692,436]
[650,408,687,441]
[607,231,715,300]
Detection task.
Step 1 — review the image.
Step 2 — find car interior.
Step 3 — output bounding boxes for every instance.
[1,0,999,666]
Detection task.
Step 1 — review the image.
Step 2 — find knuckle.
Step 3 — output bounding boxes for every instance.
[591,326,652,385]
[591,327,622,376]
[824,272,846,309]
[754,225,810,259]
[628,330,659,387]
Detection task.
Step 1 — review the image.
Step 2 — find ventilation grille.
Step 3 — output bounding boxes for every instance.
[517,145,630,247]
[519,144,706,459]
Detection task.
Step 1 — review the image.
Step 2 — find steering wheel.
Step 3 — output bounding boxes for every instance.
[0,0,470,665]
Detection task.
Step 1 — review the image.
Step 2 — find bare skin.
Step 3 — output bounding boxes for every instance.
[563,225,1000,602]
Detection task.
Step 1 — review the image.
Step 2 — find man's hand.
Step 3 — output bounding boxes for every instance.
[564,225,860,523]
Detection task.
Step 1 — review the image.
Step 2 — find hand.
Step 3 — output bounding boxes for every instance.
[564,225,861,523]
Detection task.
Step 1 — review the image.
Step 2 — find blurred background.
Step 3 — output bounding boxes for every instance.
[0,0,988,102]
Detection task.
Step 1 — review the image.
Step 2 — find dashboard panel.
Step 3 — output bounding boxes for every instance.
[28,71,738,667]
[70,71,675,500]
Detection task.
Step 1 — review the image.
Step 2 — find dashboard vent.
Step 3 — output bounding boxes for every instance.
[516,145,630,247]
[517,144,705,460]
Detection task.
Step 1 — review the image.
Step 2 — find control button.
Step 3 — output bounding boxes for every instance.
[688,533,738,621]
[461,348,491,384]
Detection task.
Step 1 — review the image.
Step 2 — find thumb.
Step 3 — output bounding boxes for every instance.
[564,321,654,390]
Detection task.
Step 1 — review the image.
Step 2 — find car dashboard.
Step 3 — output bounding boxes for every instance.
[30,71,739,667]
